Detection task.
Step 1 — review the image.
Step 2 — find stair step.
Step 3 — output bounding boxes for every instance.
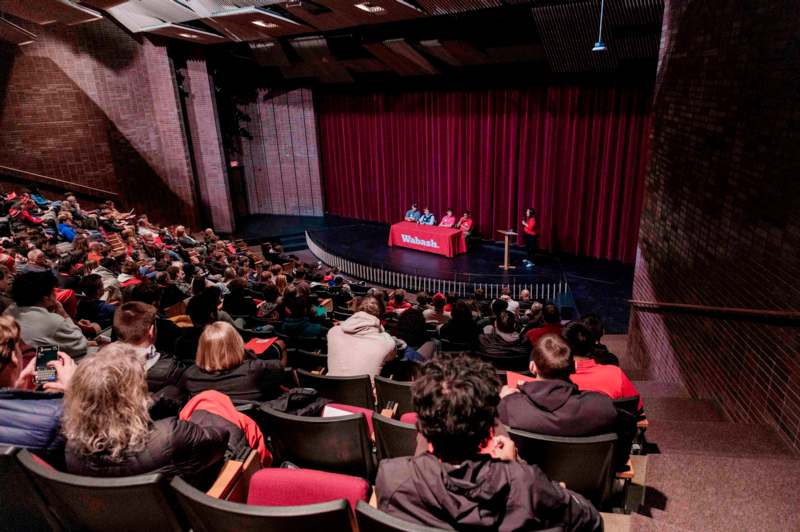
[645,420,795,459]
[630,513,694,532]
[639,453,800,532]
[643,397,726,422]
[632,381,690,399]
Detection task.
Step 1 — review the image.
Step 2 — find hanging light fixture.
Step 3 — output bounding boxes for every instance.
[592,0,608,52]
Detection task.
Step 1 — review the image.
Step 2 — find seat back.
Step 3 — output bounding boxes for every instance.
[260,405,376,480]
[374,376,414,415]
[16,449,184,532]
[294,336,327,353]
[289,350,328,372]
[612,396,640,470]
[373,414,417,462]
[355,501,450,532]
[247,468,370,510]
[479,352,530,371]
[507,429,617,505]
[0,446,60,532]
[171,476,355,532]
[296,370,374,410]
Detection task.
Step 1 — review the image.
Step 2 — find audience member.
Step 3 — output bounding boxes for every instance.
[327,296,395,377]
[422,292,449,326]
[439,300,481,348]
[376,354,602,531]
[564,322,643,411]
[478,310,530,358]
[76,273,116,329]
[526,303,562,345]
[386,289,412,314]
[5,269,88,358]
[582,314,620,366]
[395,308,436,363]
[499,334,618,436]
[179,321,284,403]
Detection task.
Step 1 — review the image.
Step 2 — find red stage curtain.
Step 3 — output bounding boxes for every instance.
[317,85,652,263]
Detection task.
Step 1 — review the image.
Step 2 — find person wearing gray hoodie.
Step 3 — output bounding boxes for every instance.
[327,296,396,378]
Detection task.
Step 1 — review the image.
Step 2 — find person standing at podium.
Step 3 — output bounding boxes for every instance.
[418,207,436,226]
[521,207,538,268]
[439,208,456,228]
[404,203,421,222]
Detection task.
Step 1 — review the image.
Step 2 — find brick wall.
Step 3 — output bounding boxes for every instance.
[0,19,199,226]
[237,88,324,217]
[629,0,800,451]
[183,56,234,232]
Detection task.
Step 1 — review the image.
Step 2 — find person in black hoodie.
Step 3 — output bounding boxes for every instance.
[498,334,618,437]
[376,354,602,532]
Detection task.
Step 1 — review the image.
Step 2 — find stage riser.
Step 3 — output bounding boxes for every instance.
[307,231,572,303]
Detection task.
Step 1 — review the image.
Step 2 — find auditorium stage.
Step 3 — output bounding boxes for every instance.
[238,214,634,333]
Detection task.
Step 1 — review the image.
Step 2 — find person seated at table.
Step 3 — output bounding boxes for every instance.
[404,203,421,222]
[439,208,456,228]
[456,210,474,236]
[418,207,436,226]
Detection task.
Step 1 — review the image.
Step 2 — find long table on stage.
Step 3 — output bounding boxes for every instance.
[387,221,467,258]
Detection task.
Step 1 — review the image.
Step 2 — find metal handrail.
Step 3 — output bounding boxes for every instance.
[0,165,119,198]
[629,299,800,324]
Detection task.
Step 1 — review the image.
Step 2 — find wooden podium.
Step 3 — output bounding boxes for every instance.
[498,230,518,270]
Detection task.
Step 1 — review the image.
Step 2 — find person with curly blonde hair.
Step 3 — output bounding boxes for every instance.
[63,343,228,478]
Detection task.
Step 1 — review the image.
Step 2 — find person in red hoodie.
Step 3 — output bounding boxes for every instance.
[521,207,538,268]
[526,303,562,346]
[564,321,644,412]
[386,289,412,314]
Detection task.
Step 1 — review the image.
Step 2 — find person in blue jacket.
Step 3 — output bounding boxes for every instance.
[404,203,421,222]
[418,207,436,225]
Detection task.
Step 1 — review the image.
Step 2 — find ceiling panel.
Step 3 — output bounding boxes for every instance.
[142,23,227,44]
[364,41,431,76]
[440,39,488,65]
[0,0,101,26]
[107,0,198,24]
[80,0,127,8]
[383,38,438,74]
[205,7,312,41]
[419,39,462,66]
[414,0,501,15]
[289,36,354,82]
[0,16,36,45]
[339,57,390,73]
[285,0,422,32]
[249,39,291,66]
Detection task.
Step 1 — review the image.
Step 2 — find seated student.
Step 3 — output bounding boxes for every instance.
[500,287,520,315]
[418,207,436,226]
[113,302,185,393]
[127,282,183,357]
[525,303,562,346]
[327,296,396,378]
[404,203,421,222]
[455,210,474,236]
[4,269,88,359]
[179,321,284,403]
[564,322,643,412]
[278,291,328,339]
[422,292,449,326]
[481,298,508,334]
[0,315,75,460]
[386,289,412,314]
[174,288,220,361]
[439,300,480,349]
[376,354,602,531]
[222,278,258,317]
[582,314,620,366]
[76,274,117,329]
[64,344,228,479]
[499,334,618,436]
[478,311,530,358]
[439,208,456,228]
[395,308,436,363]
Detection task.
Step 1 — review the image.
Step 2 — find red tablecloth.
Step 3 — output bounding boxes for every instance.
[388,221,467,258]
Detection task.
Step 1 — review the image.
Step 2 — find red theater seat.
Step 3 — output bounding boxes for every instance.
[247,468,370,510]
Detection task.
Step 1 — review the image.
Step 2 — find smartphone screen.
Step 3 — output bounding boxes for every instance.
[34,345,59,384]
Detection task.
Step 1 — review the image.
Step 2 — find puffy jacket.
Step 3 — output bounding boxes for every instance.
[327,312,395,377]
[0,389,63,456]
[65,417,228,479]
[377,453,602,532]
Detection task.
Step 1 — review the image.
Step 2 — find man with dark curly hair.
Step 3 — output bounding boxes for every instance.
[375,354,602,531]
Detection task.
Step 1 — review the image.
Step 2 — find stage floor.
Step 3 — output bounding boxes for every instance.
[238,214,634,333]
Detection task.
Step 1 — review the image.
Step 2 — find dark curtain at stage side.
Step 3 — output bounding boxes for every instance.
[317,85,652,263]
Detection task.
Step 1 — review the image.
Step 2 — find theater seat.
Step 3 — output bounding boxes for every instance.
[328,403,376,434]
[247,468,370,510]
[507,429,617,507]
[260,405,376,480]
[373,413,417,462]
[0,447,59,532]
[374,376,414,416]
[399,412,417,425]
[479,352,530,371]
[296,370,375,410]
[16,449,184,531]
[355,501,450,532]
[288,349,328,373]
[171,476,355,532]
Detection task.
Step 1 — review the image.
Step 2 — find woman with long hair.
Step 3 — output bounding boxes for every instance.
[63,343,227,478]
[521,207,538,268]
[178,321,284,402]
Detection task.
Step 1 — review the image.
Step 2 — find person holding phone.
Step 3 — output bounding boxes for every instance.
[0,315,76,458]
